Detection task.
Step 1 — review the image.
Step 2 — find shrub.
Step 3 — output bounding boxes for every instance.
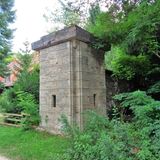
[14,65,39,103]
[16,91,40,130]
[59,91,160,160]
[147,81,160,95]
[59,112,135,160]
[114,91,160,159]
[113,91,160,122]
[0,88,21,113]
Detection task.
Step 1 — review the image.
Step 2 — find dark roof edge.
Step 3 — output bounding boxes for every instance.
[31,25,95,51]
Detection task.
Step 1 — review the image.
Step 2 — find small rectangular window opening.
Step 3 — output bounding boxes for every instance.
[52,95,56,107]
[93,94,96,107]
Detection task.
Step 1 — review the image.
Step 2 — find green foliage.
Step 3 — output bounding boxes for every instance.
[57,0,81,27]
[113,91,160,122]
[105,46,151,80]
[86,3,101,30]
[147,81,160,94]
[3,54,15,63]
[0,0,15,75]
[111,54,150,80]
[0,68,39,114]
[59,90,160,160]
[59,111,136,160]
[113,90,160,159]
[0,82,5,90]
[0,88,21,113]
[0,53,40,129]
[88,1,160,82]
[44,0,106,30]
[16,91,40,130]
[88,12,116,40]
[43,0,81,31]
[12,53,39,102]
[113,91,153,107]
[17,53,32,70]
[14,66,39,102]
[59,114,78,137]
[0,0,15,54]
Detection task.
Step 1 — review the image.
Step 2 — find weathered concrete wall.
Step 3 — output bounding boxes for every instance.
[39,42,71,133]
[70,40,106,128]
[32,26,106,134]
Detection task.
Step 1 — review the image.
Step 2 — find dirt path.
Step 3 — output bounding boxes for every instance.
[0,156,10,160]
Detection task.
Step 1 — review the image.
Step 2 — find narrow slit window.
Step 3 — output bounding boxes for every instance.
[93,94,96,107]
[52,95,56,107]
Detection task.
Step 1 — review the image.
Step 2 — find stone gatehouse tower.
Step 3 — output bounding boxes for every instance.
[32,26,106,134]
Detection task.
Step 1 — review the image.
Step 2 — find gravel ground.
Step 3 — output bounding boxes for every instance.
[0,156,10,160]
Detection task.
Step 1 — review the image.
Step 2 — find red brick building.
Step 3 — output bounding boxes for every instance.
[0,59,21,88]
[0,52,39,93]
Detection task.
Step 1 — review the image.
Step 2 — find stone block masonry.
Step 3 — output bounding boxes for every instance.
[32,25,106,134]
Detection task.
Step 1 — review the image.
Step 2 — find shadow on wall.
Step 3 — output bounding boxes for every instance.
[105,70,133,112]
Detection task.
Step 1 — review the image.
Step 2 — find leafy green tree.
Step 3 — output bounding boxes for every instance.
[86,3,101,30]
[14,65,39,103]
[44,0,104,30]
[0,0,15,75]
[44,0,81,31]
[19,40,31,54]
[14,53,39,102]
[88,0,160,90]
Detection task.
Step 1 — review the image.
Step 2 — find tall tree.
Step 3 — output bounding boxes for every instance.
[89,0,160,90]
[0,0,15,75]
[43,0,104,31]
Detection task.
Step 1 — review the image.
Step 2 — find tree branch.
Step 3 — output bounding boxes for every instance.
[155,53,160,59]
